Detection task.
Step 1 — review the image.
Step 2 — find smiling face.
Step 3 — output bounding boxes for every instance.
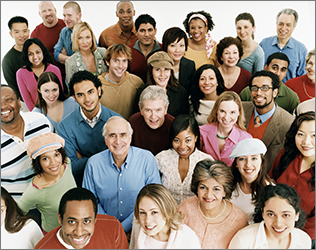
[136,23,157,47]
[106,54,128,82]
[39,1,58,27]
[199,68,218,97]
[140,99,168,130]
[262,196,298,242]
[236,154,262,183]
[167,38,186,63]
[295,120,315,159]
[264,58,288,82]
[276,13,296,42]
[9,22,30,49]
[172,127,197,159]
[63,7,81,30]
[78,29,92,52]
[1,87,21,124]
[39,149,63,176]
[39,81,60,105]
[138,196,169,241]
[152,67,171,89]
[216,100,239,130]
[189,18,207,43]
[28,43,44,68]
[116,1,135,28]
[59,200,96,249]
[235,19,255,41]
[306,55,315,83]
[221,44,239,67]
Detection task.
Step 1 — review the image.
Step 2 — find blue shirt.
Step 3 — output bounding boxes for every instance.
[82,146,161,232]
[254,103,276,125]
[54,27,74,63]
[259,36,307,83]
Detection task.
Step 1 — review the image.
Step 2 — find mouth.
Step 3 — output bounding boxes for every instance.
[71,235,88,244]
[145,225,156,231]
[254,96,265,102]
[243,169,254,174]
[301,146,314,151]
[273,227,286,233]
[1,110,11,116]
[177,149,190,156]
[203,198,214,203]
[49,165,59,172]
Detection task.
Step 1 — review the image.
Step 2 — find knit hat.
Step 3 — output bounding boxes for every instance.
[229,138,267,159]
[147,51,174,69]
[27,132,65,159]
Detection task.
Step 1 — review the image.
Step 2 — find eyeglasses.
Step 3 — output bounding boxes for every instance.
[250,85,273,92]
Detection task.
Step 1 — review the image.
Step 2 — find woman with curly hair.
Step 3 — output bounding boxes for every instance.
[130,183,201,249]
[269,111,315,242]
[183,10,219,70]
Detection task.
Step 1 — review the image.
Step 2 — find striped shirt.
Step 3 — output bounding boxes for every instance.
[1,112,52,201]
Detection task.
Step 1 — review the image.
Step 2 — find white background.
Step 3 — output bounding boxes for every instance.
[1,1,315,84]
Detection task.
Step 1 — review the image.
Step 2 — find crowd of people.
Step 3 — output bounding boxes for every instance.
[1,1,315,249]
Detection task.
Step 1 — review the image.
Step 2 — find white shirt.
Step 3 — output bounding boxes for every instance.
[80,103,102,128]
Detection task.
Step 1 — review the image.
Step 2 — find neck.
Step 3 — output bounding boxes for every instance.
[302,155,315,167]
[203,91,218,101]
[277,36,290,47]
[255,102,274,115]
[81,49,93,57]
[119,22,133,33]
[107,72,125,83]
[47,99,62,109]
[44,19,58,28]
[1,115,24,138]
[239,179,252,194]
[152,225,170,242]
[200,200,225,218]
[83,103,100,120]
[220,64,237,73]
[112,152,128,170]
[31,63,44,70]
[241,38,253,48]
[14,44,24,52]
[190,37,205,46]
[217,123,233,137]
[139,41,155,54]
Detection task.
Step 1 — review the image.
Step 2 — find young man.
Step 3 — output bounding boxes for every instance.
[128,14,161,82]
[2,16,30,100]
[98,1,137,49]
[99,43,144,120]
[35,187,128,249]
[57,71,120,187]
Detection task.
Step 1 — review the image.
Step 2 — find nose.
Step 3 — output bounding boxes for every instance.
[274,215,282,227]
[145,214,152,224]
[75,222,83,235]
[180,140,186,149]
[151,110,157,119]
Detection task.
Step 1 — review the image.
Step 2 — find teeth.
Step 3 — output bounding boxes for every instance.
[1,110,10,115]
[274,228,285,232]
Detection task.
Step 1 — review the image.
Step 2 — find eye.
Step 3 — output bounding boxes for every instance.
[267,213,274,217]
[214,187,221,191]
[84,219,91,224]
[281,68,287,72]
[77,93,83,97]
[185,138,192,143]
[251,157,258,161]
[173,138,180,143]
[151,211,158,215]
[238,157,245,161]
[198,185,205,190]
[88,89,94,94]
[55,152,61,157]
[139,211,146,215]
[68,220,76,225]
[297,132,304,137]
[41,157,48,161]
[283,214,290,218]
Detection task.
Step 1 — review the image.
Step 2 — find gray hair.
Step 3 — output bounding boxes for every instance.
[276,8,298,27]
[306,49,315,64]
[138,85,169,109]
[102,116,133,138]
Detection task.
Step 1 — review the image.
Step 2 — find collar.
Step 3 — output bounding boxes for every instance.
[80,103,102,124]
[116,21,136,35]
[254,103,276,124]
[133,40,161,54]
[254,221,270,248]
[56,227,91,249]
[272,36,295,49]
[109,145,132,171]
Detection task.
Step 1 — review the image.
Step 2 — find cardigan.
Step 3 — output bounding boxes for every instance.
[224,67,252,94]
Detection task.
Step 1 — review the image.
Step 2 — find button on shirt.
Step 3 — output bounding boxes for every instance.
[82,146,161,232]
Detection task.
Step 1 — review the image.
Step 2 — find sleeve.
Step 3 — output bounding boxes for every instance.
[268,149,283,180]
[65,56,76,83]
[115,219,129,249]
[48,65,63,91]
[228,231,245,249]
[16,69,35,111]
[145,154,162,185]
[98,32,107,49]
[2,57,21,99]
[179,87,190,115]
[253,46,265,73]
[129,223,139,249]
[296,46,308,77]
[28,220,44,248]
[53,31,64,63]
[120,210,134,232]
[287,92,300,115]
[239,87,251,101]
[17,185,39,214]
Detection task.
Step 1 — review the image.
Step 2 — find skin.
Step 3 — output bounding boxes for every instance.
[9,22,30,51]
[58,200,96,249]
[136,23,157,47]
[78,29,93,52]
[221,45,239,67]
[235,19,255,42]
[1,198,6,227]
[236,154,262,184]
[167,38,186,64]
[106,54,128,83]
[138,196,169,242]
[199,68,218,99]
[216,100,240,131]
[276,13,296,45]
[306,55,315,83]
[152,67,171,90]
[38,1,58,28]
[39,150,63,177]
[189,18,207,44]
[172,128,197,159]
[1,87,22,125]
[63,7,81,30]
[139,99,168,130]
[295,120,315,159]
[116,1,135,30]
[28,43,44,68]
[264,59,288,83]
[39,81,59,106]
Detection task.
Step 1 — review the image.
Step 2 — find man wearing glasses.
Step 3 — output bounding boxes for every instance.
[242,70,294,171]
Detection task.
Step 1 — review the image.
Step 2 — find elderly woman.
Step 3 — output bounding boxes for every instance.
[229,184,312,249]
[189,64,225,125]
[199,91,252,167]
[130,184,201,249]
[162,27,196,92]
[178,159,248,248]
[182,11,219,69]
[269,111,315,242]
[155,114,213,205]
[65,21,107,83]
[285,49,315,102]
[216,36,252,94]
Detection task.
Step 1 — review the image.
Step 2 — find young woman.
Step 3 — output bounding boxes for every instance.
[130,183,201,249]
[65,21,107,83]
[178,160,248,248]
[182,10,219,69]
[33,71,78,132]
[216,36,252,94]
[199,91,252,166]
[155,114,213,205]
[229,184,312,249]
[18,133,76,234]
[235,12,265,74]
[269,111,315,242]
[16,38,62,111]
[229,138,274,223]
[1,186,43,249]
[162,27,196,92]
[189,64,225,125]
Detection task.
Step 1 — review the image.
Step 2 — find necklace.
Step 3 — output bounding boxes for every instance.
[198,199,226,220]
[216,134,228,140]
[303,81,314,99]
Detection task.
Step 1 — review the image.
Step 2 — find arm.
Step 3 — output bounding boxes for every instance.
[2,58,22,100]
[303,209,315,240]
[296,46,308,77]
[17,185,38,215]
[16,69,35,111]
[145,154,162,185]
[287,92,300,115]
[53,29,69,64]
[47,65,64,91]
[253,48,265,73]
[65,56,76,83]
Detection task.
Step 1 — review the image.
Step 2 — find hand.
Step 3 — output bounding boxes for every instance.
[61,47,67,55]
[76,150,83,159]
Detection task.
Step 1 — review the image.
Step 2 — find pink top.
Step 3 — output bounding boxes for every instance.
[199,123,252,167]
[16,64,63,111]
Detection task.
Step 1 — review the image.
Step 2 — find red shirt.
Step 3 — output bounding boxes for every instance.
[285,74,315,102]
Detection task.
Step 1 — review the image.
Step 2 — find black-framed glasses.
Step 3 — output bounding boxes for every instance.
[250,85,273,92]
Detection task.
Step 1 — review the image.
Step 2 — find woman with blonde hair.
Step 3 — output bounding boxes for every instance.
[199,91,252,166]
[130,183,201,249]
[65,21,107,83]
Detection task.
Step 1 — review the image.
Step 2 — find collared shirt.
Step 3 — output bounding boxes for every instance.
[82,146,161,232]
[53,27,74,63]
[254,103,276,125]
[259,36,307,83]
[80,103,102,128]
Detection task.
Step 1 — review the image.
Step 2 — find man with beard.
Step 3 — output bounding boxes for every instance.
[242,70,294,171]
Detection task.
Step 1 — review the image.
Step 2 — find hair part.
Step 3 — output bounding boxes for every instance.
[72,22,97,52]
[138,85,169,108]
[305,49,315,65]
[235,12,255,39]
[249,70,280,90]
[146,64,178,90]
[63,1,81,14]
[102,116,133,138]
[266,52,290,67]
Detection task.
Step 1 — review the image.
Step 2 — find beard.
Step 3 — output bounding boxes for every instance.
[253,97,273,109]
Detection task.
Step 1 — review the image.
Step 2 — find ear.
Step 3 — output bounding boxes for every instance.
[133,10,135,16]
[154,28,157,35]
[58,213,62,225]
[72,95,78,103]
[115,11,119,18]
[106,60,110,67]
[272,88,278,98]
[97,86,102,97]
[9,31,13,39]
[264,65,268,70]
[164,104,169,115]
[78,13,82,21]
[295,212,299,222]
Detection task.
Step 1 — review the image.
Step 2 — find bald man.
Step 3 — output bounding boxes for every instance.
[99,1,137,48]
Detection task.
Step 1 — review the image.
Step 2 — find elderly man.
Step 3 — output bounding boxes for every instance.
[99,1,137,49]
[35,187,128,249]
[129,85,174,155]
[82,116,161,235]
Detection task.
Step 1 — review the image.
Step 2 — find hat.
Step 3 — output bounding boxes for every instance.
[27,132,65,159]
[229,138,267,159]
[147,51,174,69]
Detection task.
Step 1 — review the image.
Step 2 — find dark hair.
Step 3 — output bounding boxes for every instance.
[249,70,280,90]
[235,12,255,39]
[8,16,28,30]
[1,186,32,233]
[35,72,69,115]
[183,10,215,35]
[216,36,244,65]
[58,187,97,220]
[103,43,132,63]
[253,184,306,229]
[231,154,275,204]
[135,14,156,31]
[1,84,20,100]
[147,64,178,90]
[189,64,225,115]
[169,114,200,149]
[32,148,67,176]
[266,52,290,67]
[69,70,103,98]
[162,27,188,52]
[21,38,54,71]
[272,111,315,191]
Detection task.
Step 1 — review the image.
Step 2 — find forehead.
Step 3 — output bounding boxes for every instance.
[63,7,77,15]
[200,177,223,187]
[264,196,295,212]
[1,198,5,206]
[252,76,273,86]
[138,23,154,30]
[63,200,94,218]
[39,1,55,11]
[223,44,238,51]
[79,29,91,36]
[28,43,41,51]
[277,13,295,24]
[73,80,96,93]
[11,22,28,31]
[139,196,159,209]
[106,118,130,134]
[142,98,165,108]
[111,53,128,60]
[236,19,253,26]
[1,86,17,98]
[268,58,288,68]
[201,68,215,76]
[218,100,239,110]
[117,2,133,11]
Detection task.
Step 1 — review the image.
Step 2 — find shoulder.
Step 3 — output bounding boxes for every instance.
[230,201,248,221]
[291,228,312,248]
[22,111,50,125]
[199,123,214,133]
[275,105,295,121]
[289,37,307,50]
[131,146,155,159]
